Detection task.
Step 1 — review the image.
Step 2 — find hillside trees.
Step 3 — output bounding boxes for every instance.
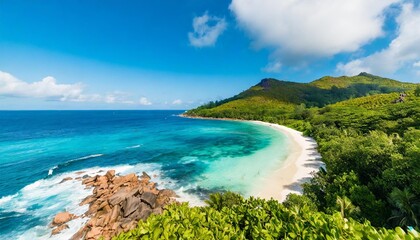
[415,85,420,97]
[388,188,420,227]
[184,77,420,230]
[301,94,420,228]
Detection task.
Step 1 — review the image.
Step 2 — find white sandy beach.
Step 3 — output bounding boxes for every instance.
[182,115,324,202]
[250,121,324,202]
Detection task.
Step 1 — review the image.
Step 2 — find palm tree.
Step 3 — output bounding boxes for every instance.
[388,188,420,227]
[336,196,360,219]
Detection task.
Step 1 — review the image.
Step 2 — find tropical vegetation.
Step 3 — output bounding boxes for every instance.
[116,73,419,238]
[115,193,418,239]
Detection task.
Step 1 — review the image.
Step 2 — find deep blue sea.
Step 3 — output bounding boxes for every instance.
[0,110,289,239]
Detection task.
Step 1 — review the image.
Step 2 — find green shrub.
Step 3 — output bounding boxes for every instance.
[283,193,318,212]
[114,193,419,239]
[204,191,244,211]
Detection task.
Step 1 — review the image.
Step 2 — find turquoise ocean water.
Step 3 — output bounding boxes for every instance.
[0,110,289,239]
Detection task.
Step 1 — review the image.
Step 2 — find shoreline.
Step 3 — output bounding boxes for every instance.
[182,115,324,202]
[249,121,323,202]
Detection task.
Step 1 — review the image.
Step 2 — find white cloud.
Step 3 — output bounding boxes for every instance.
[413,61,420,67]
[336,60,372,76]
[262,61,282,73]
[188,12,227,47]
[105,94,117,103]
[105,92,135,104]
[172,99,183,105]
[139,97,152,105]
[230,0,399,65]
[337,3,420,76]
[0,71,84,101]
[0,71,140,104]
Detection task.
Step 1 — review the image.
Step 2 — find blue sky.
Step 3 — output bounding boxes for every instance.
[0,0,419,109]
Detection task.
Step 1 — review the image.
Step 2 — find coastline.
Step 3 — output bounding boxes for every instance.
[249,121,323,202]
[181,115,324,202]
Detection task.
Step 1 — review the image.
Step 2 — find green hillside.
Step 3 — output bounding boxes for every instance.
[187,73,416,119]
[311,72,415,90]
[181,74,420,234]
[186,73,416,125]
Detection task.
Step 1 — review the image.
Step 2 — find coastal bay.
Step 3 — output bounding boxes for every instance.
[0,111,294,238]
[43,117,322,239]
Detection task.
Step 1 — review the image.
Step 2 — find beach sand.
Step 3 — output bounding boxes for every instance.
[181,115,324,202]
[249,121,324,202]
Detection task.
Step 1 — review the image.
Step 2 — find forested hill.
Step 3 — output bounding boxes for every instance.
[246,72,414,106]
[186,72,417,120]
[310,72,415,90]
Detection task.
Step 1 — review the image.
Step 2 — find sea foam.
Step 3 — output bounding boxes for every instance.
[0,162,204,239]
[0,194,17,205]
[126,144,142,149]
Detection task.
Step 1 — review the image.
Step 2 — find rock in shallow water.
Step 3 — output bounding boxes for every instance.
[59,177,73,184]
[51,224,69,235]
[51,170,178,239]
[51,212,75,226]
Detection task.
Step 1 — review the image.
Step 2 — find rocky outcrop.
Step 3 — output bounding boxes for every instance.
[52,211,76,226]
[59,177,73,183]
[51,170,178,239]
[50,211,76,235]
[52,224,70,235]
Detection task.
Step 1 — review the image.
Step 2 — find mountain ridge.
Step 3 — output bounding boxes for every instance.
[309,72,415,89]
[187,72,417,117]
